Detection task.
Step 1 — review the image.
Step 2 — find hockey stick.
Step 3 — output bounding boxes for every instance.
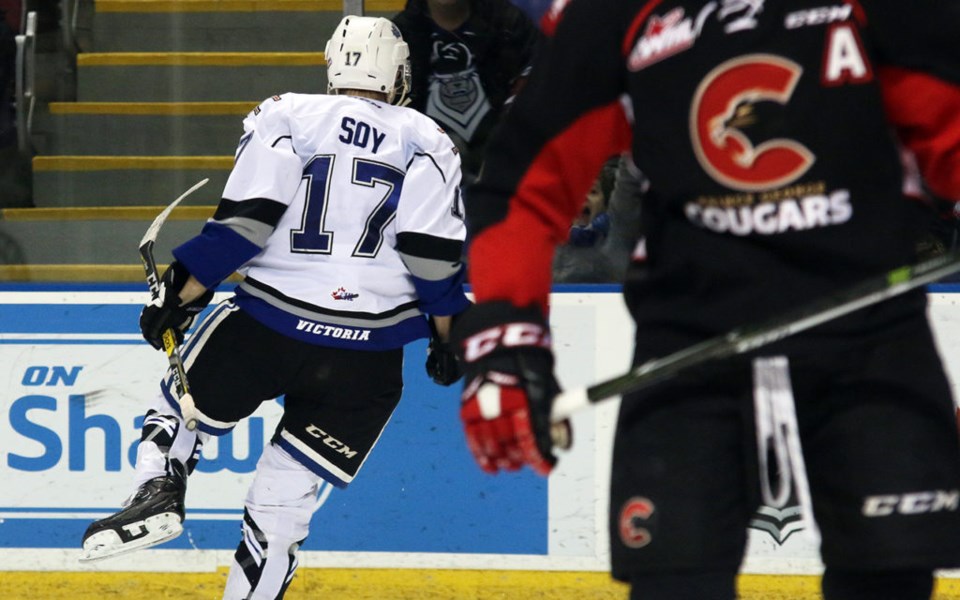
[138,178,209,431]
[551,251,960,423]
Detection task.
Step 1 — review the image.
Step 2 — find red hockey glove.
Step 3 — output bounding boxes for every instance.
[139,261,214,350]
[452,302,571,476]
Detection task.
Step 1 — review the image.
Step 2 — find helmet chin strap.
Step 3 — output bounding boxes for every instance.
[391,63,412,106]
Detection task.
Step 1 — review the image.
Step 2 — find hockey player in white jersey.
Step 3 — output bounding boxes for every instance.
[79,16,469,599]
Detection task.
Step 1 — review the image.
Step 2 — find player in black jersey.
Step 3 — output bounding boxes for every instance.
[452,1,960,598]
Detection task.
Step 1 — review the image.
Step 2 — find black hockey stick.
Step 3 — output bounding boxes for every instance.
[138,178,209,431]
[551,251,960,423]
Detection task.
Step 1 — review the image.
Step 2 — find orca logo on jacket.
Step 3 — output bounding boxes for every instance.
[690,54,815,192]
[618,496,656,549]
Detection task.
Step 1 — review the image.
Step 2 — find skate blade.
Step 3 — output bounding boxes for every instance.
[79,512,183,563]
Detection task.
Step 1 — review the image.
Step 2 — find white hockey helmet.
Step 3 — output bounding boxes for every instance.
[324,16,411,105]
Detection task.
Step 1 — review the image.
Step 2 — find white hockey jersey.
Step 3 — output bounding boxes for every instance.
[173,93,470,350]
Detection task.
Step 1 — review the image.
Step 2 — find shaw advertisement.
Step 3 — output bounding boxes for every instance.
[2,287,959,576]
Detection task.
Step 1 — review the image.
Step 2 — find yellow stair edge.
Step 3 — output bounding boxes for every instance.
[0,206,216,221]
[0,264,242,282]
[48,101,258,115]
[96,0,403,14]
[0,264,168,282]
[78,52,326,67]
[33,156,233,171]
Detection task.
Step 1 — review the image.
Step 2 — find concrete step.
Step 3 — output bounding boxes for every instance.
[34,102,253,155]
[91,0,402,52]
[77,52,327,101]
[0,205,214,267]
[0,264,161,282]
[0,263,245,282]
[32,155,231,206]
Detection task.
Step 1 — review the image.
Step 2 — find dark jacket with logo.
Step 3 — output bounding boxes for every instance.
[392,0,541,179]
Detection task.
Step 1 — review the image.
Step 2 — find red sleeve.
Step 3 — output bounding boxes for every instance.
[539,0,569,36]
[880,66,960,201]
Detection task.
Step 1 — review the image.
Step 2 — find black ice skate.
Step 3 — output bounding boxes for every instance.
[80,471,186,562]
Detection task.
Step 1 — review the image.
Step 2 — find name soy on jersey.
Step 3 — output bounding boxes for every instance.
[174,93,468,350]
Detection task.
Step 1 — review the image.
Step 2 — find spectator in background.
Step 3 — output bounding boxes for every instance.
[553,158,618,283]
[909,187,960,282]
[509,0,552,24]
[392,0,541,184]
[600,155,649,282]
[0,0,20,33]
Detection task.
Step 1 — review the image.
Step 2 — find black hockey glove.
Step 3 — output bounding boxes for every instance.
[425,327,463,386]
[139,261,214,350]
[452,301,571,476]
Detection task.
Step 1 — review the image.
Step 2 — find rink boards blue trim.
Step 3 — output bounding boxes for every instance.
[5,281,956,294]
[0,304,145,333]
[5,282,958,554]
[0,281,629,293]
[0,289,549,554]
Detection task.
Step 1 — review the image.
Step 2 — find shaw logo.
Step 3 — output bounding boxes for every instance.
[863,490,959,517]
[21,365,83,386]
[6,394,266,474]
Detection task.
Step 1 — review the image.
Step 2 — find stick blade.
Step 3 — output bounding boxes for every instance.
[138,178,209,248]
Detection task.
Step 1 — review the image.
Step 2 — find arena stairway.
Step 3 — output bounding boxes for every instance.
[0,0,403,277]
[0,205,214,279]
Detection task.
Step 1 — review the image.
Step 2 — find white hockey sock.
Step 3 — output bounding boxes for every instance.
[131,393,208,491]
[223,443,328,600]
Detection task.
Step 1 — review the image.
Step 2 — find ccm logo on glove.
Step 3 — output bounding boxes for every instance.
[461,323,551,362]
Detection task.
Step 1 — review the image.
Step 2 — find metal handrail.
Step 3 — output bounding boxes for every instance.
[343,0,364,16]
[61,0,81,53]
[13,11,36,155]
